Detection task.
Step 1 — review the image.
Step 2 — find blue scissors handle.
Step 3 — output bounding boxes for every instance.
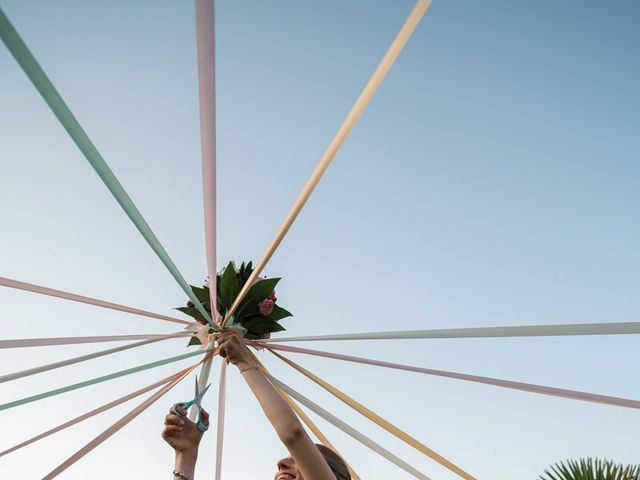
[171,401,194,416]
[170,375,210,432]
[170,401,209,432]
[195,411,209,432]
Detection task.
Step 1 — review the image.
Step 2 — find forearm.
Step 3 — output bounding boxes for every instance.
[240,366,303,445]
[173,450,197,480]
[219,332,335,480]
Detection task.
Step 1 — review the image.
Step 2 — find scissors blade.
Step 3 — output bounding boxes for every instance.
[195,381,212,404]
[193,374,212,404]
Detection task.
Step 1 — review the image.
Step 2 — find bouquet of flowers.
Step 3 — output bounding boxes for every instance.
[176,261,292,345]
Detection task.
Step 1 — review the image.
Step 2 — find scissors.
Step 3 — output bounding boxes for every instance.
[171,375,211,432]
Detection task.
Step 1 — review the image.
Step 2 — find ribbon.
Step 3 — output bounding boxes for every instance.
[0,10,212,324]
[0,332,188,384]
[185,322,216,349]
[246,351,362,480]
[0,348,212,411]
[42,357,209,479]
[223,0,434,325]
[0,332,190,349]
[264,321,640,343]
[192,0,221,426]
[269,349,475,480]
[0,368,187,458]
[190,356,214,422]
[195,0,220,326]
[215,359,227,480]
[0,276,189,325]
[279,386,362,480]
[263,343,640,410]
[269,374,433,480]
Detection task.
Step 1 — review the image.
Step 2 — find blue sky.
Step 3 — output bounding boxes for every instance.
[0,0,638,478]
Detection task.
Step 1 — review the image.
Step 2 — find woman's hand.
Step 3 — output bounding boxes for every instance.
[218,328,256,370]
[161,405,209,454]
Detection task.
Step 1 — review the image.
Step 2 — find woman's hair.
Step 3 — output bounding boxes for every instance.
[316,444,351,480]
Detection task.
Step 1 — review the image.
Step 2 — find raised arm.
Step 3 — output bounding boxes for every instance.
[218,329,336,480]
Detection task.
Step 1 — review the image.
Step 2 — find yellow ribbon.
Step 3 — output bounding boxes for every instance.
[269,349,476,480]
[247,351,361,480]
[222,0,433,326]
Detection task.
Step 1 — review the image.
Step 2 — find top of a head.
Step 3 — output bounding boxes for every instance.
[315,444,351,480]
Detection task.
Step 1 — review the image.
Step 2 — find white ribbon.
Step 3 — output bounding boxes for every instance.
[264,321,640,343]
[268,374,433,480]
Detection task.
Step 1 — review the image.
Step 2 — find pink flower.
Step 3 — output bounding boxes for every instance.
[259,298,274,316]
[269,290,277,302]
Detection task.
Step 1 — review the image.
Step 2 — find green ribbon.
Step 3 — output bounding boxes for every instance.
[0,7,213,326]
[0,349,212,411]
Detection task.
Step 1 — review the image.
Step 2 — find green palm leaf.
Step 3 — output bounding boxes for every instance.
[539,458,640,480]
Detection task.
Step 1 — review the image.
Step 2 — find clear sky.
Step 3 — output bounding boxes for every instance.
[0,0,638,478]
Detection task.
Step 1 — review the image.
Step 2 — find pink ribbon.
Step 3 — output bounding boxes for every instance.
[195,0,220,325]
[0,369,185,458]
[262,343,640,410]
[0,276,189,325]
[0,332,191,349]
[215,359,227,480]
[42,358,206,479]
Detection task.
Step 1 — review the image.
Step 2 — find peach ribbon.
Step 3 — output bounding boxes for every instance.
[42,353,213,478]
[0,369,187,458]
[215,359,227,480]
[0,276,189,325]
[195,0,220,326]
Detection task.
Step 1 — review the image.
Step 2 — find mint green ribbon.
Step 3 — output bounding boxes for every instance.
[0,349,212,411]
[0,7,213,326]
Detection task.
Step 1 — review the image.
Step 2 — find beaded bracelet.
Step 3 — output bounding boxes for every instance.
[173,469,192,480]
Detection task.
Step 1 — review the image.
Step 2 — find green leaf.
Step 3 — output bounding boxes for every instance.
[188,336,202,347]
[237,278,280,314]
[219,261,241,312]
[268,322,286,332]
[244,318,271,335]
[240,261,254,283]
[236,294,261,319]
[175,306,207,323]
[265,305,293,322]
[245,317,285,335]
[190,285,210,308]
[538,458,640,480]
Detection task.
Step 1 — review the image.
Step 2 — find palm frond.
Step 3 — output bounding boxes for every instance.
[539,458,640,480]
